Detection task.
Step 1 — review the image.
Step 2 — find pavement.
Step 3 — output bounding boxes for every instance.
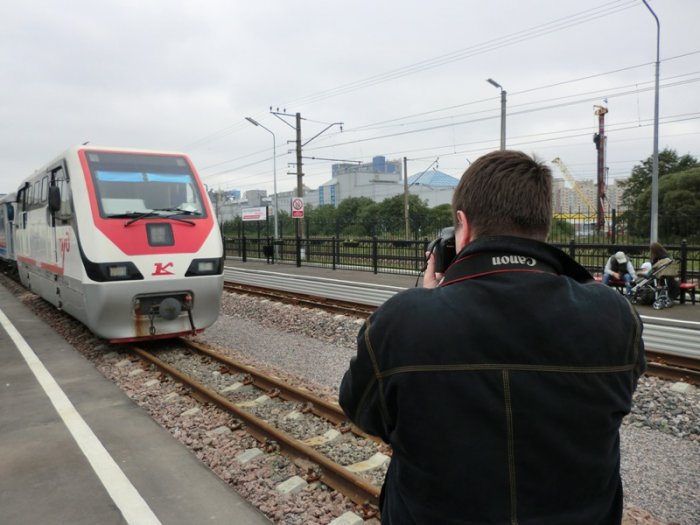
[0,281,272,525]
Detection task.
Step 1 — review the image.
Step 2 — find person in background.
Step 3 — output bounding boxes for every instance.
[649,242,670,267]
[339,150,645,524]
[603,250,636,296]
[648,241,679,301]
[637,261,653,282]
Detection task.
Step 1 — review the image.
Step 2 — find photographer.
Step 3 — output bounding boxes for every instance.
[339,150,645,524]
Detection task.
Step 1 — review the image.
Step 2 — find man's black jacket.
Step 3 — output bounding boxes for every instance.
[339,236,645,524]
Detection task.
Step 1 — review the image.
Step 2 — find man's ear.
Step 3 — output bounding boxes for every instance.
[455,210,471,251]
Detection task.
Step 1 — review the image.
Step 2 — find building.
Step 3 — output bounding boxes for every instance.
[215,155,458,222]
[552,178,627,215]
[212,188,269,223]
[216,155,625,224]
[314,156,458,208]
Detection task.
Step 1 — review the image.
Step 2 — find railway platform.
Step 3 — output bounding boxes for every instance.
[0,284,271,525]
[225,257,698,323]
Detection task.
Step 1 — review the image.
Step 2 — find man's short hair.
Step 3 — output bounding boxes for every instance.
[452,150,552,240]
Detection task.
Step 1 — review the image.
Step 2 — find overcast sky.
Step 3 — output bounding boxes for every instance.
[1,0,698,198]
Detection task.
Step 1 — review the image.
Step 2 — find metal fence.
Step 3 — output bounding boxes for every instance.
[224,234,700,284]
[224,209,700,247]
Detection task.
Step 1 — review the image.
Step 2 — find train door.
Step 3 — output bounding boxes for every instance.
[29,173,56,300]
[14,184,28,261]
[6,200,15,261]
[49,164,73,269]
[49,164,81,314]
[14,179,42,289]
[38,174,55,269]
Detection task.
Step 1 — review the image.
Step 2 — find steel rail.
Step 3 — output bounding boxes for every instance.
[223,282,375,317]
[645,350,700,385]
[224,266,700,386]
[224,266,700,357]
[184,339,349,425]
[131,345,381,506]
[224,267,404,307]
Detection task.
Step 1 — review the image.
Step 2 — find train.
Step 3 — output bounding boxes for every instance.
[0,145,224,342]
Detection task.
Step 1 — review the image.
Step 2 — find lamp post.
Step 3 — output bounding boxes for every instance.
[487,78,506,150]
[245,117,279,240]
[641,0,660,243]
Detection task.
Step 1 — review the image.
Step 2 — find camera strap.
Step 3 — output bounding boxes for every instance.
[439,251,559,287]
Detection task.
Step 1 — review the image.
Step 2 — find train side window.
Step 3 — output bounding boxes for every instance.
[32,180,42,208]
[40,175,49,203]
[51,166,74,221]
[16,186,27,228]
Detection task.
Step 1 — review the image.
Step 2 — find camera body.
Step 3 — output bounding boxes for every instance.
[427,226,456,273]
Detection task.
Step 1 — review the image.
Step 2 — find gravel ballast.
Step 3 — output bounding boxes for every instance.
[201,292,700,525]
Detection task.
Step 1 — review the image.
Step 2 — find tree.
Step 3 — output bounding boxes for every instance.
[336,197,375,237]
[627,167,700,241]
[377,194,430,236]
[550,218,575,241]
[621,148,698,209]
[424,204,454,238]
[305,203,338,236]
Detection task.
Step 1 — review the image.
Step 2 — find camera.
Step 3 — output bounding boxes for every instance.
[426,226,456,273]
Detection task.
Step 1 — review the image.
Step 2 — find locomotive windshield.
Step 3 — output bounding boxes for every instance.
[85,151,207,218]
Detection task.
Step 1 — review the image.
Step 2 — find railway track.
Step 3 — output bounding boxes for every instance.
[223,282,375,317]
[645,351,700,384]
[224,266,700,385]
[131,339,383,509]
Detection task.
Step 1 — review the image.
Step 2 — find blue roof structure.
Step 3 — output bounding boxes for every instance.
[408,169,459,187]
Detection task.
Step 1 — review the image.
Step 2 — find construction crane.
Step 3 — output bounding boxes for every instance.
[551,157,597,215]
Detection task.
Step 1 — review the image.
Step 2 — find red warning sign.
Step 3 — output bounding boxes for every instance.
[291,197,304,218]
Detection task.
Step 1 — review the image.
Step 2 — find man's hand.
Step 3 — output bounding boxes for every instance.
[422,251,444,288]
[612,271,620,279]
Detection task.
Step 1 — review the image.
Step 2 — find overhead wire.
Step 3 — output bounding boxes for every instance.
[206,113,700,192]
[185,0,641,150]
[192,2,699,191]
[348,52,700,132]
[202,71,700,183]
[280,0,640,107]
[299,76,700,152]
[198,56,700,182]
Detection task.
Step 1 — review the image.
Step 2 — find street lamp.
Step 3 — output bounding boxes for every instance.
[641,0,660,243]
[487,78,507,150]
[245,117,279,240]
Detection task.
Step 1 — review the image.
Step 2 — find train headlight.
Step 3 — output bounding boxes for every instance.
[198,261,215,272]
[185,257,223,276]
[84,260,143,282]
[108,265,129,278]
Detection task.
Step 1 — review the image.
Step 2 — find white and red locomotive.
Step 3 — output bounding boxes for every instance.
[3,145,223,342]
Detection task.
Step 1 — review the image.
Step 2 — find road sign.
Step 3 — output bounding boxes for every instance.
[242,206,268,221]
[291,197,304,218]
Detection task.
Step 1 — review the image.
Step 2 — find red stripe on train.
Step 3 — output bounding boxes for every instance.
[17,256,64,276]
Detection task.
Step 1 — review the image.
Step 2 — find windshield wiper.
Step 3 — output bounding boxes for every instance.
[151,208,200,226]
[155,207,202,216]
[116,209,197,227]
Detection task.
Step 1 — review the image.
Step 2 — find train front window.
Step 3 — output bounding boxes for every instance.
[85,151,206,218]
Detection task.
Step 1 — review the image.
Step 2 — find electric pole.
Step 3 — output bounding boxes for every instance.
[593,105,608,233]
[270,109,343,241]
[403,157,409,239]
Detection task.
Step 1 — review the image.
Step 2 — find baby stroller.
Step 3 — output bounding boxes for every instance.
[629,258,679,309]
